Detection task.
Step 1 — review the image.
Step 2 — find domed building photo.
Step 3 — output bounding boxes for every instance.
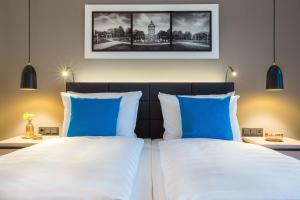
[133,12,171,51]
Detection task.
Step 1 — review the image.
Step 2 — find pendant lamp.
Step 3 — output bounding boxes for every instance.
[20,0,37,90]
[266,0,284,91]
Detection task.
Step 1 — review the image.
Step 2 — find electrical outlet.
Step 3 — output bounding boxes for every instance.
[257,128,263,135]
[242,128,263,137]
[39,127,59,135]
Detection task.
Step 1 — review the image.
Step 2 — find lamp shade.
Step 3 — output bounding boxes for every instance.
[20,64,37,90]
[266,64,284,90]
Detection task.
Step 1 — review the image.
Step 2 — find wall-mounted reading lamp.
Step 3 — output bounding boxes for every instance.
[225,65,237,82]
[61,67,75,82]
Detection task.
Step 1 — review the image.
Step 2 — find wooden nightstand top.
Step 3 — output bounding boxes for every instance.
[0,135,60,148]
[243,137,300,150]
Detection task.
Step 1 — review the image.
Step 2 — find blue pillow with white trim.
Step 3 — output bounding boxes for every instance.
[67,97,121,137]
[177,96,234,140]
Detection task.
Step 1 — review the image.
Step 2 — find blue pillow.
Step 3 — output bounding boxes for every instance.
[177,96,234,140]
[67,97,122,137]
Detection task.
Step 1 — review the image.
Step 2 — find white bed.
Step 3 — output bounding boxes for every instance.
[0,136,151,200]
[158,138,300,200]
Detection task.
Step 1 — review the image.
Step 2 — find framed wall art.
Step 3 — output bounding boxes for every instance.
[85,4,219,59]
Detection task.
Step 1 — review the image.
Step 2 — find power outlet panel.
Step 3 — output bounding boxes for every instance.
[242,128,263,137]
[39,127,59,135]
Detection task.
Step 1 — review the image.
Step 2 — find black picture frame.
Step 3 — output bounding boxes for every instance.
[92,11,212,52]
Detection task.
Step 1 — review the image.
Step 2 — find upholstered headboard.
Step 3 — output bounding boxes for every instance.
[66,82,234,139]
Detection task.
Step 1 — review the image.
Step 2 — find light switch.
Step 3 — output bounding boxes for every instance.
[242,128,263,137]
[39,127,59,135]
[250,129,257,135]
[242,128,251,136]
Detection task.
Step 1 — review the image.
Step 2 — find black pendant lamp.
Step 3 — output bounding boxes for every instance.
[20,0,37,90]
[266,0,284,91]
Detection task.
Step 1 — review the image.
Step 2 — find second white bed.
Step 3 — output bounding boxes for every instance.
[156,138,300,200]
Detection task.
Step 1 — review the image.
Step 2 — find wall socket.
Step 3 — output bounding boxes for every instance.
[242,128,263,137]
[39,127,59,135]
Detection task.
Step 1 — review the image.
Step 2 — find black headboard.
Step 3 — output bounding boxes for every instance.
[66,82,234,139]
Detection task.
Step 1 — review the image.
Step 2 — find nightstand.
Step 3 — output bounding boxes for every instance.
[243,136,300,160]
[0,135,59,156]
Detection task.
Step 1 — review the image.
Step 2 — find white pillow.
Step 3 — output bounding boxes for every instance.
[158,92,241,141]
[61,91,142,137]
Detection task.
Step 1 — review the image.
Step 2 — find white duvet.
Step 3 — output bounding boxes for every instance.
[159,139,300,200]
[0,136,144,200]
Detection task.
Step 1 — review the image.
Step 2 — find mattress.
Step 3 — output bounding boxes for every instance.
[130,139,152,200]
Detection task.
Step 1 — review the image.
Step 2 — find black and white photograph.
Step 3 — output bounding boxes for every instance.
[132,12,171,51]
[92,12,132,51]
[86,5,219,58]
[172,12,212,51]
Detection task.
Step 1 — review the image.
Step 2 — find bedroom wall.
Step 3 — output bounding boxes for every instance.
[0,0,299,140]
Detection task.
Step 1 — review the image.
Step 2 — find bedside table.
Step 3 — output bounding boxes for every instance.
[243,136,300,160]
[0,135,59,156]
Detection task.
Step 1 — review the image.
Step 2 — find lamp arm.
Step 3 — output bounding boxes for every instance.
[66,67,75,82]
[225,65,235,82]
[225,69,229,82]
[71,70,75,82]
[228,65,234,72]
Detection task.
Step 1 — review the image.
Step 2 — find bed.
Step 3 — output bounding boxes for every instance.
[0,82,165,200]
[144,82,300,200]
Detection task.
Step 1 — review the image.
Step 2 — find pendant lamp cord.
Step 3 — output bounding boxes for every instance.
[28,0,31,64]
[273,0,276,64]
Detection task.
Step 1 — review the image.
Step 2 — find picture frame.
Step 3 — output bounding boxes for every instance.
[85,4,219,59]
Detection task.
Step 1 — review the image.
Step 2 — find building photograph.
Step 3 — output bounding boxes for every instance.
[172,12,211,51]
[132,12,171,51]
[93,12,132,51]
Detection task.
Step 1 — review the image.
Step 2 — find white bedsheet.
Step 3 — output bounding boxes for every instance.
[0,136,144,200]
[159,138,300,200]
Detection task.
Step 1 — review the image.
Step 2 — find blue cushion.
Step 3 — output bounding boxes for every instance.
[67,97,121,137]
[177,96,234,140]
